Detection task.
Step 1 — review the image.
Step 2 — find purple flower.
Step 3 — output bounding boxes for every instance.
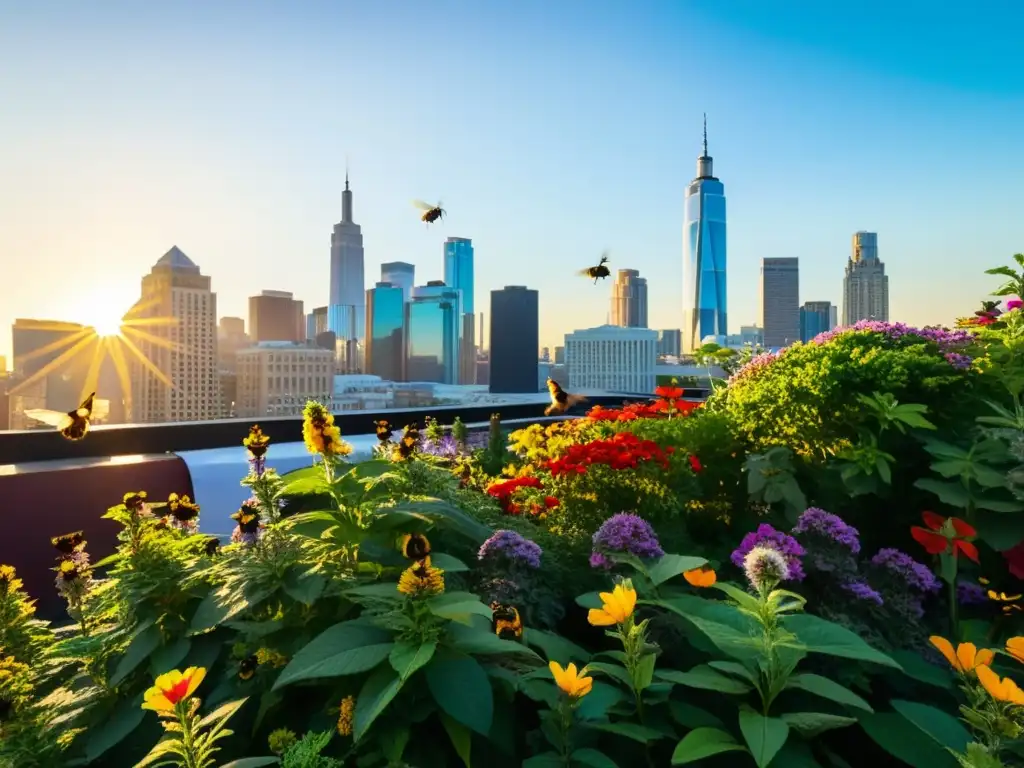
[792,508,861,554]
[730,351,781,382]
[421,435,460,459]
[478,530,542,569]
[870,548,941,593]
[957,581,988,606]
[843,581,884,606]
[944,352,972,370]
[809,321,973,365]
[731,523,806,582]
[590,513,664,569]
[249,454,266,478]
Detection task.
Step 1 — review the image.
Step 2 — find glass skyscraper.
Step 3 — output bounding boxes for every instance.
[443,238,474,314]
[365,282,405,381]
[405,282,462,383]
[489,286,538,393]
[682,117,727,352]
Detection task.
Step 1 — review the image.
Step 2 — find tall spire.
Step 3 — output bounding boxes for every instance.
[702,113,708,157]
[341,162,353,223]
[695,114,714,179]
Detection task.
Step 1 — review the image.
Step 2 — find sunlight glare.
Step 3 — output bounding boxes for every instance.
[73,290,131,338]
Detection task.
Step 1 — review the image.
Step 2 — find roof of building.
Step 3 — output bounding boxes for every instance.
[155,246,199,271]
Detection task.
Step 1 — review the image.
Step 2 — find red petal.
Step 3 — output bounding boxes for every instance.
[950,517,977,539]
[956,540,980,564]
[911,526,950,555]
[921,511,946,531]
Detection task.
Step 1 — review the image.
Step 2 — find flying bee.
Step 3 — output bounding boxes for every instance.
[374,420,393,443]
[578,251,611,284]
[26,392,108,441]
[413,199,445,225]
[545,378,588,416]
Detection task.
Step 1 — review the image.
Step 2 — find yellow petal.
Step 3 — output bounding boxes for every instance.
[614,583,637,618]
[1006,637,1024,663]
[141,690,174,712]
[976,648,996,668]
[587,608,617,627]
[929,636,961,672]
[976,664,1000,698]
[183,667,206,698]
[597,590,617,606]
[956,642,979,671]
[548,661,568,690]
[153,669,184,692]
[574,675,593,698]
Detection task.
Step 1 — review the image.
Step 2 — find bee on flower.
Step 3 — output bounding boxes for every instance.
[230,501,263,547]
[243,424,271,476]
[399,532,431,561]
[392,423,420,461]
[302,401,353,466]
[238,655,258,681]
[166,492,200,533]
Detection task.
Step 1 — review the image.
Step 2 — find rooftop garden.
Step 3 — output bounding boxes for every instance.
[5,258,1024,768]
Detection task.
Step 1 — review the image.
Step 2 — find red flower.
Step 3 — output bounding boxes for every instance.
[911,511,979,563]
[543,496,560,509]
[689,455,702,473]
[545,432,670,477]
[1003,541,1024,580]
[654,385,684,400]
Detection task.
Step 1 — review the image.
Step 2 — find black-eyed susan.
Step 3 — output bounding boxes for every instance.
[397,561,445,597]
[929,636,995,675]
[141,667,206,714]
[977,664,1024,705]
[336,695,355,737]
[400,532,431,561]
[231,503,263,546]
[167,493,200,531]
[683,565,717,588]
[548,661,593,700]
[587,582,637,627]
[51,531,85,555]
[302,401,352,458]
[238,656,258,681]
[491,603,523,640]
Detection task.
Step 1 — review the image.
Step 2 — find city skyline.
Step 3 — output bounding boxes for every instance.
[2,2,1023,361]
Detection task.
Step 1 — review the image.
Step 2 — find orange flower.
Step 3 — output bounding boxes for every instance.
[684,565,717,588]
[911,511,979,563]
[1006,637,1024,664]
[587,583,637,626]
[929,636,994,675]
[654,385,684,400]
[976,664,1024,705]
[548,661,593,699]
[141,667,206,713]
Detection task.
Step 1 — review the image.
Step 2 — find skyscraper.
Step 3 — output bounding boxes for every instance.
[306,306,328,341]
[405,282,462,383]
[682,115,728,351]
[610,269,649,328]
[800,301,834,342]
[381,262,415,303]
[328,173,366,372]
[444,238,476,384]
[248,290,304,342]
[658,329,682,357]
[365,282,405,381]
[130,246,219,422]
[760,258,800,348]
[842,231,889,325]
[489,286,538,393]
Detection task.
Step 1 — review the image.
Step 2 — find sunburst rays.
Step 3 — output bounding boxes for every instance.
[9,298,180,419]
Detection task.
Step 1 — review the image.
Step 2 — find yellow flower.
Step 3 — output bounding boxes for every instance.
[397,562,445,597]
[1006,637,1024,664]
[929,636,995,675]
[548,661,593,699]
[587,582,637,627]
[0,564,21,593]
[255,648,288,669]
[683,565,717,588]
[336,695,355,736]
[243,425,270,457]
[141,667,206,713]
[302,402,352,457]
[977,664,1024,705]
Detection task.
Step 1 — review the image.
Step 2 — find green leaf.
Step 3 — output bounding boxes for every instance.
[671,727,747,765]
[891,699,971,753]
[782,613,900,668]
[149,637,191,677]
[273,621,394,690]
[389,640,437,681]
[84,695,146,763]
[190,585,271,633]
[649,596,761,663]
[575,682,625,722]
[426,655,494,735]
[587,661,634,688]
[523,754,565,768]
[390,499,492,542]
[197,697,248,733]
[218,759,280,768]
[634,653,657,690]
[427,591,494,623]
[707,661,757,684]
[282,572,326,605]
[914,478,971,508]
[524,628,590,664]
[712,582,763,612]
[353,664,406,742]
[738,708,790,768]
[647,554,708,586]
[575,592,603,609]
[889,651,953,689]
[572,747,619,767]
[440,712,472,768]
[110,622,161,686]
[447,623,542,661]
[781,712,857,737]
[587,721,664,743]
[657,665,753,695]
[785,673,873,712]
[669,701,725,730]
[859,712,957,768]
[430,552,470,572]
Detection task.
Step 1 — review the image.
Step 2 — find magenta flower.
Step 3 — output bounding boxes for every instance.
[1008,297,1023,311]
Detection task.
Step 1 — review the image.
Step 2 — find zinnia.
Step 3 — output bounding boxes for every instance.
[141,667,206,713]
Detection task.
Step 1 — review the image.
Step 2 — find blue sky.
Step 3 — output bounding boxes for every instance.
[1,0,1022,361]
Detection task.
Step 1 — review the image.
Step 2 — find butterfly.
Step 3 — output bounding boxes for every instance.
[544,378,588,416]
[25,392,108,441]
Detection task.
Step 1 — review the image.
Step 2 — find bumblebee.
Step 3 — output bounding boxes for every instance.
[491,603,524,640]
[401,533,431,561]
[413,199,445,225]
[374,420,393,443]
[51,531,86,555]
[238,656,258,681]
[578,252,611,284]
[26,391,107,441]
[231,507,261,533]
[544,378,588,416]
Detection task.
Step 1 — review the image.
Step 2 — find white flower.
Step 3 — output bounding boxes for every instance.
[743,545,790,591]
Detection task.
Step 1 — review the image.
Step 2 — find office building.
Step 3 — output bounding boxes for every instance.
[682,115,728,352]
[658,329,682,357]
[217,317,249,373]
[235,342,334,418]
[365,282,405,382]
[249,290,304,343]
[800,301,836,342]
[405,282,462,384]
[830,305,839,329]
[307,306,328,341]
[610,269,649,328]
[381,262,415,303]
[444,237,476,384]
[566,325,658,394]
[328,174,366,372]
[842,231,890,324]
[554,346,565,365]
[760,258,800,348]
[130,246,219,422]
[489,286,539,393]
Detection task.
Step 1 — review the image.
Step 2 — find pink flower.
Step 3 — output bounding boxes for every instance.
[1008,298,1024,311]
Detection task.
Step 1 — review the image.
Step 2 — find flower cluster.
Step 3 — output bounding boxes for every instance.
[743,546,791,591]
[230,500,263,547]
[396,531,445,598]
[393,423,419,461]
[243,424,270,476]
[868,547,940,619]
[51,531,92,611]
[301,401,352,458]
[478,529,543,569]
[546,432,672,477]
[810,320,974,353]
[166,492,200,533]
[792,507,861,554]
[730,523,806,582]
[589,513,664,569]
[652,383,703,417]
[336,695,355,737]
[842,580,884,606]
[486,476,547,516]
[729,351,780,383]
[586,402,661,422]
[911,511,979,563]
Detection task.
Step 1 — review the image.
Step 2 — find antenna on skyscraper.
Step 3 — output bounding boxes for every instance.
[702,113,708,158]
[345,155,350,191]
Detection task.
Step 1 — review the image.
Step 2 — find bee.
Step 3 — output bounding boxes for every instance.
[545,378,588,416]
[578,251,611,284]
[238,655,258,681]
[400,533,431,561]
[490,603,524,640]
[413,199,445,225]
[374,420,393,443]
[976,300,1003,319]
[25,392,108,441]
[51,531,86,555]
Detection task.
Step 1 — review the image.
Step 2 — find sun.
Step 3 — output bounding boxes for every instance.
[84,306,127,338]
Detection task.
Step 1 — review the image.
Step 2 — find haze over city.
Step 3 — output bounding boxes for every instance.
[2,0,1023,361]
